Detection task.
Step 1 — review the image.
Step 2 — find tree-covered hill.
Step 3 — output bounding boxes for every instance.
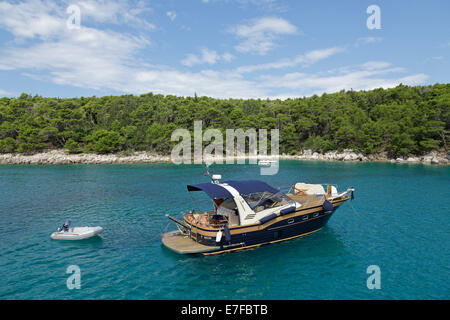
[0,83,448,158]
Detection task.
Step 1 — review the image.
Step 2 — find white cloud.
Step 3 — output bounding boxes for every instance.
[0,0,155,40]
[424,56,445,63]
[230,17,298,55]
[0,0,150,91]
[181,48,234,67]
[76,0,155,29]
[236,46,345,73]
[360,61,392,70]
[0,1,429,99]
[355,36,383,47]
[222,52,235,62]
[0,88,12,96]
[202,0,282,11]
[257,61,428,97]
[77,0,123,23]
[0,0,63,39]
[132,69,264,98]
[166,11,176,22]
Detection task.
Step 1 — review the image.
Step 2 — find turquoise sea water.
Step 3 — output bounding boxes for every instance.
[0,161,449,300]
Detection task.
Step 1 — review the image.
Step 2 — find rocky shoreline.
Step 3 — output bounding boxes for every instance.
[283,149,449,165]
[0,150,170,165]
[0,149,448,165]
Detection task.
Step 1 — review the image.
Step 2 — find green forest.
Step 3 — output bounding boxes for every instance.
[0,83,448,157]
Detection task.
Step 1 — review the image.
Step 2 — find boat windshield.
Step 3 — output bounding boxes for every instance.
[242,191,293,213]
[216,198,237,214]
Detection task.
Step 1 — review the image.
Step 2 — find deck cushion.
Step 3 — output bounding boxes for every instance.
[259,213,278,224]
[280,206,296,216]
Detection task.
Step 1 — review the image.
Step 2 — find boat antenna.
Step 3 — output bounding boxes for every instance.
[204,162,222,184]
[204,162,212,180]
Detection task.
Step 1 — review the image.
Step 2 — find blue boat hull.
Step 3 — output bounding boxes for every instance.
[190,206,340,254]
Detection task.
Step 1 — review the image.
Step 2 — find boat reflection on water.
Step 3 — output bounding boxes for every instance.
[162,174,354,255]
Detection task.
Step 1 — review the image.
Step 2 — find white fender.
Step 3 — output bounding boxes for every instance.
[215,230,223,242]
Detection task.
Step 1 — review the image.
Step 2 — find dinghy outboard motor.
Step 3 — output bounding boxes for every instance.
[62,220,71,232]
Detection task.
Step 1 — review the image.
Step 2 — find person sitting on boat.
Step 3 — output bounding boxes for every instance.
[185,211,207,226]
[198,215,209,226]
[292,185,308,195]
[186,211,195,224]
[62,220,71,232]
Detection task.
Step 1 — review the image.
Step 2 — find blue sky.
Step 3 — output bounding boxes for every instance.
[0,0,448,99]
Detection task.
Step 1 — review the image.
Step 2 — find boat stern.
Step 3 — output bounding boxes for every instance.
[161,230,220,254]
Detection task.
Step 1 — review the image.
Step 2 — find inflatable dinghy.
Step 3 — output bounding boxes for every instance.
[51,220,103,240]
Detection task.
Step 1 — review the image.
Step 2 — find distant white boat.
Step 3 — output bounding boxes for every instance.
[258,160,277,166]
[51,220,103,240]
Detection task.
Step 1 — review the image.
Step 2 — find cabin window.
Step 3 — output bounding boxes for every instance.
[243,191,293,213]
[302,215,309,221]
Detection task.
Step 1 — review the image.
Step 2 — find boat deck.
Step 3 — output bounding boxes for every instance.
[286,193,326,208]
[161,230,220,254]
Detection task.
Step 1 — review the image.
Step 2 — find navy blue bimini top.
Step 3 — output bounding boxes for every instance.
[187,180,279,199]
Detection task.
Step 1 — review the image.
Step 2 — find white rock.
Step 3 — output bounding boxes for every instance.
[343,152,358,161]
